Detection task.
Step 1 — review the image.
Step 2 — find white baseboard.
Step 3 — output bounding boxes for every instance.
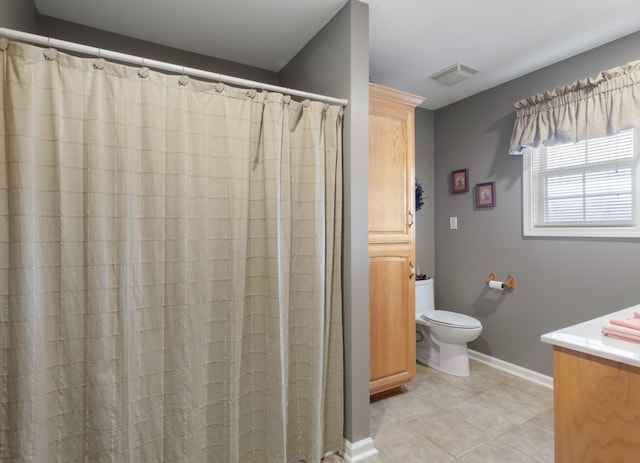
[468,349,553,389]
[342,437,378,462]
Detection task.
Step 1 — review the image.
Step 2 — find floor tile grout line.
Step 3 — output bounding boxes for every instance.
[362,361,554,463]
[362,366,552,461]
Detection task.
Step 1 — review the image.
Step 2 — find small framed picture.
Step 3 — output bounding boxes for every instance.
[450,169,469,193]
[476,181,496,208]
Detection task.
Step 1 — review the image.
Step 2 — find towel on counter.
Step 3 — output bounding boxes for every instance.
[602,322,640,344]
[609,313,640,331]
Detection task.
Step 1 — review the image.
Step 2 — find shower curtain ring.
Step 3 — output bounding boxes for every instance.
[178,67,189,86]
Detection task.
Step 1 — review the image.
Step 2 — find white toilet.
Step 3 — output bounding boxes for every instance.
[415,278,482,376]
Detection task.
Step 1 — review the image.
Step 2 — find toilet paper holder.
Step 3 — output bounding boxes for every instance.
[486,272,515,290]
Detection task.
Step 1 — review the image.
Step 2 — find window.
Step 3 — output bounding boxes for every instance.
[523,128,640,238]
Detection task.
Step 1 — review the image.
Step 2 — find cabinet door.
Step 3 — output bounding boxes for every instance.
[553,346,640,461]
[368,96,416,245]
[369,246,416,395]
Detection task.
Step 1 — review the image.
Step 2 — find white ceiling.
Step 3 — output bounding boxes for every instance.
[34,0,640,110]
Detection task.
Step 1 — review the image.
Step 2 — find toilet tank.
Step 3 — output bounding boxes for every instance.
[415,278,434,316]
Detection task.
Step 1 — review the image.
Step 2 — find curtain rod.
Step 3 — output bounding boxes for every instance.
[0,28,349,107]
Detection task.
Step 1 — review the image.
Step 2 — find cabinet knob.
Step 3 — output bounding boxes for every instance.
[408,210,414,228]
[409,261,415,279]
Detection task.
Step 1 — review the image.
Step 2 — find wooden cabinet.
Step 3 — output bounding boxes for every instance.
[368,83,424,396]
[553,346,640,461]
[369,247,414,394]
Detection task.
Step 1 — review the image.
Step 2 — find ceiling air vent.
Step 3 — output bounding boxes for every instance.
[429,63,478,86]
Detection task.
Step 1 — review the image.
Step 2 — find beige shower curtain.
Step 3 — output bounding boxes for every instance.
[0,40,343,463]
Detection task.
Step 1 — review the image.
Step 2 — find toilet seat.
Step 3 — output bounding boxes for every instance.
[420,310,481,329]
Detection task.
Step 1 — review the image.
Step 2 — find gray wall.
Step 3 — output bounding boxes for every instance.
[415,108,435,277]
[1,0,39,31]
[35,16,278,84]
[434,29,640,377]
[1,0,277,84]
[281,0,371,444]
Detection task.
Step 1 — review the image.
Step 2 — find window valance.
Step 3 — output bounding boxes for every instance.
[509,60,640,154]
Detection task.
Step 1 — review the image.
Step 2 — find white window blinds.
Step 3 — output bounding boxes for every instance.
[524,128,640,237]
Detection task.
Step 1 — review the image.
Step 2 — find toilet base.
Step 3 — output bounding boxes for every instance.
[416,330,471,376]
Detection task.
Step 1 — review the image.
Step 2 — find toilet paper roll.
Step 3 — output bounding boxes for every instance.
[488,280,504,290]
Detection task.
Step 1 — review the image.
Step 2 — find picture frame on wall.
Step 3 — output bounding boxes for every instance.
[450,169,469,193]
[475,181,496,208]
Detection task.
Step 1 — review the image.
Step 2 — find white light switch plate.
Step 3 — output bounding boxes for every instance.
[449,217,458,229]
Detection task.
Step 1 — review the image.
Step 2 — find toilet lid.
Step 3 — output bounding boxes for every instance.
[421,310,481,329]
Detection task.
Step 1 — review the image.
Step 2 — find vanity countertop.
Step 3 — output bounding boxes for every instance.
[541,304,640,368]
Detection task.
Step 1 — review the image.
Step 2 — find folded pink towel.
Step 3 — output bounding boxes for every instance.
[610,316,640,331]
[602,322,640,343]
[602,328,640,344]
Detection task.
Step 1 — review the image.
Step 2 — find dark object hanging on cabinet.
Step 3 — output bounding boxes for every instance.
[415,179,424,211]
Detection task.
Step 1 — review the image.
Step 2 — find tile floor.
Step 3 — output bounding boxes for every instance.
[325,359,554,462]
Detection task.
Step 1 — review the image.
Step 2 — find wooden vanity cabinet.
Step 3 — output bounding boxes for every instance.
[553,346,640,461]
